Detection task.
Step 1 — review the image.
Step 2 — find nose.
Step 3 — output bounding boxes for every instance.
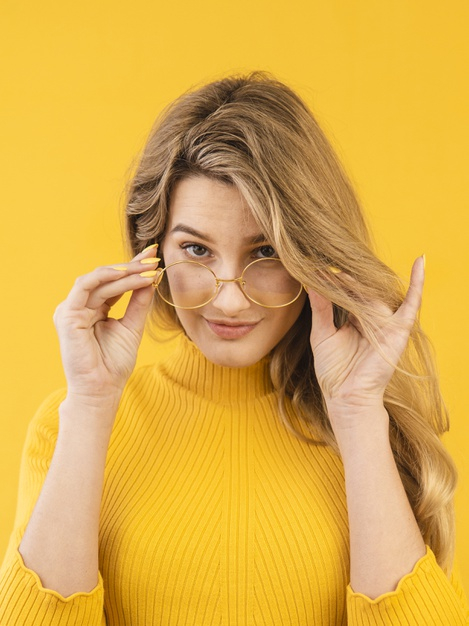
[211,278,252,315]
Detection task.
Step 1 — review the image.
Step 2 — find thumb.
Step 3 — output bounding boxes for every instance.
[307,287,337,351]
[120,285,155,337]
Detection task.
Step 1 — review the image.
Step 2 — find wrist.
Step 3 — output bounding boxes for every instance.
[326,403,391,459]
[59,394,121,436]
[64,389,122,412]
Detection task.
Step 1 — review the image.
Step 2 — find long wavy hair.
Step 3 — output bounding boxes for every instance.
[125,71,457,572]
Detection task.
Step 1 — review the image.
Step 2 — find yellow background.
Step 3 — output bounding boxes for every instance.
[1,0,468,596]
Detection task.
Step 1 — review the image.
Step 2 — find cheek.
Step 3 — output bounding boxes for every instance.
[281,293,308,328]
[263,297,307,341]
[174,309,195,332]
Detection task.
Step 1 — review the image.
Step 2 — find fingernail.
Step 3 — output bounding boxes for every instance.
[140,270,158,278]
[140,257,161,265]
[112,266,128,271]
[422,254,426,270]
[142,243,159,253]
[329,266,342,274]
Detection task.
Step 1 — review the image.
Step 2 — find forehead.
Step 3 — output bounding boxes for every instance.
[167,176,261,236]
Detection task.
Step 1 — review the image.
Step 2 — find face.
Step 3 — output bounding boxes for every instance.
[160,176,307,368]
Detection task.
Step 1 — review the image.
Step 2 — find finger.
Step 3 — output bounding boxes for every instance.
[86,262,160,310]
[64,266,137,312]
[96,255,161,308]
[100,248,162,307]
[132,242,160,262]
[119,284,155,336]
[393,256,425,328]
[307,287,338,350]
[64,254,160,312]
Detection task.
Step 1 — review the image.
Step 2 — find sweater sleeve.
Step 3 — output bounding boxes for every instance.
[346,545,469,625]
[0,390,105,626]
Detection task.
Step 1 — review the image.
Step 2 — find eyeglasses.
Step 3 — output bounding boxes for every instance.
[152,257,304,309]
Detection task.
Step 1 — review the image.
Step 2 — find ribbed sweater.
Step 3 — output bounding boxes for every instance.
[1,333,468,625]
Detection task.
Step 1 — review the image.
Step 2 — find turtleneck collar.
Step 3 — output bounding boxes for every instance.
[159,332,275,404]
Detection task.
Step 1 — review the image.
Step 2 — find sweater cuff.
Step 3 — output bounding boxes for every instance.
[346,546,468,625]
[0,548,104,625]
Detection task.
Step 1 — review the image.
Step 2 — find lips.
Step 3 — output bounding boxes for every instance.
[205,319,259,339]
[206,319,259,327]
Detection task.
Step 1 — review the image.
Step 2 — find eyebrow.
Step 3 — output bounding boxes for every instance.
[168,223,269,245]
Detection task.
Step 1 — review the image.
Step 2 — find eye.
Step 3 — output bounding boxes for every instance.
[255,245,277,258]
[181,243,209,257]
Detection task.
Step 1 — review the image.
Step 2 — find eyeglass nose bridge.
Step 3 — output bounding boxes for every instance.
[215,276,246,286]
[213,275,248,298]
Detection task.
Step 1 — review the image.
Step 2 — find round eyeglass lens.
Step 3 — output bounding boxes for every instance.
[156,261,217,309]
[242,258,302,307]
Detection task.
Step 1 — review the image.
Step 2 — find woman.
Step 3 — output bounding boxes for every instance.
[1,72,467,625]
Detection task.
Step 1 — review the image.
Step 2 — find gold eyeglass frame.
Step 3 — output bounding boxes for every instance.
[152,257,306,310]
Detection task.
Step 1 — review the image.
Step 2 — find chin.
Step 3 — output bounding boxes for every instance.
[206,345,268,368]
[187,333,269,368]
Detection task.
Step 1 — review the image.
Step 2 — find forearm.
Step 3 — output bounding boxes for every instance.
[19,396,117,597]
[331,403,426,600]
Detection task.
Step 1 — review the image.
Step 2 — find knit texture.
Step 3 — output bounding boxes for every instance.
[1,333,468,625]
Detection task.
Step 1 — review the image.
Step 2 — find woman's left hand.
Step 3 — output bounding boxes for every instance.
[307,255,425,423]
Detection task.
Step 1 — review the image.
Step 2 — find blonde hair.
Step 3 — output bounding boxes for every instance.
[125,71,457,572]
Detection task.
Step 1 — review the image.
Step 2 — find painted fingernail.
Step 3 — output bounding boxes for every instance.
[142,243,159,253]
[329,266,342,274]
[422,254,426,270]
[112,266,128,271]
[140,257,161,264]
[140,270,158,278]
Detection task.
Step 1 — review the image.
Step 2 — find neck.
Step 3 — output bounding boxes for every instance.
[160,333,274,403]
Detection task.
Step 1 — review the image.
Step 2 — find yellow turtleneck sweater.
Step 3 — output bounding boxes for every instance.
[1,333,468,625]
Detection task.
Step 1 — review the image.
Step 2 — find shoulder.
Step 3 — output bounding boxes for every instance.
[26,388,68,444]
[17,388,68,478]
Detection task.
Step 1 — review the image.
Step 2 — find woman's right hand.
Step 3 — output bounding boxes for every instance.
[53,245,160,406]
